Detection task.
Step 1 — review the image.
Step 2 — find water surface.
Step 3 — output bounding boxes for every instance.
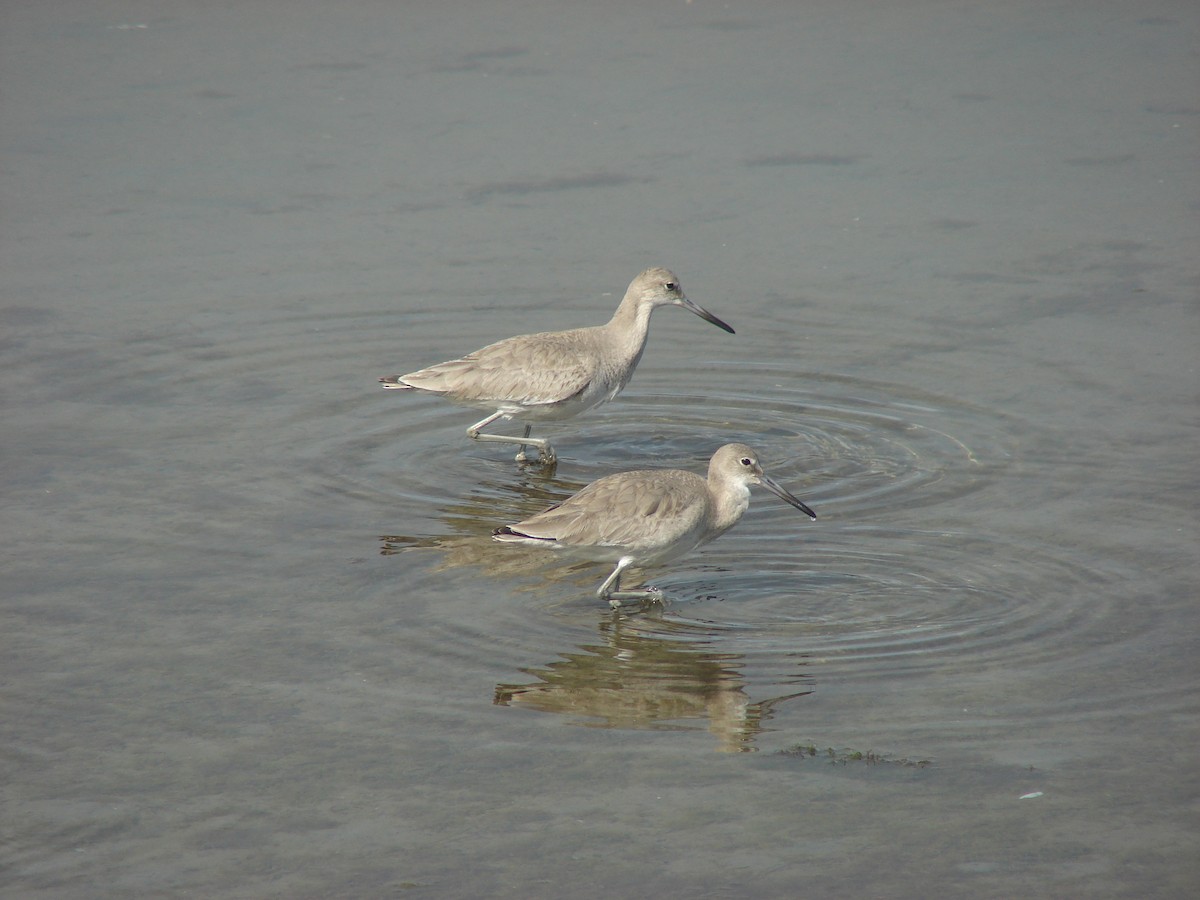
[3,1,1197,897]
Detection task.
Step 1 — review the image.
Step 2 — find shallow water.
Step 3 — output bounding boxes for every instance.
[3,1,1198,897]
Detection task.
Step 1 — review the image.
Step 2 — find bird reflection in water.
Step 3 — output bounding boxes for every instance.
[379,468,815,752]
[495,616,813,753]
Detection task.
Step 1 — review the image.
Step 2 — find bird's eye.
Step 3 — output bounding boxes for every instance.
[665,282,677,291]
[740,457,752,467]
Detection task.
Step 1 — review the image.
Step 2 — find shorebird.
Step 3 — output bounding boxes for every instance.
[379,267,734,464]
[493,443,816,606]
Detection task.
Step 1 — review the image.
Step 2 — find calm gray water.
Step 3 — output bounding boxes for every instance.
[3,1,1197,897]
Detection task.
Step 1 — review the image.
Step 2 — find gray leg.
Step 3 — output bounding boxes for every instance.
[598,558,662,607]
[514,424,534,464]
[466,412,556,464]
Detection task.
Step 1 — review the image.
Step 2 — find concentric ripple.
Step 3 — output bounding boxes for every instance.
[558,361,1017,519]
[68,301,1162,746]
[620,528,1123,674]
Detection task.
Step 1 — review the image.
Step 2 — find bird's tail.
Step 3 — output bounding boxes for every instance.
[378,375,414,390]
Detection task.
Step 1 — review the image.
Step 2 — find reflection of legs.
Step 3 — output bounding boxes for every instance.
[597,556,662,607]
[466,412,556,464]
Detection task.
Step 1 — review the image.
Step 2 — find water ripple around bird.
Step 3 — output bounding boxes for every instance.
[94,304,1160,751]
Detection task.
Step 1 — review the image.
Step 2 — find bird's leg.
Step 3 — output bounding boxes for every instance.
[599,558,662,608]
[466,413,556,465]
[596,560,628,602]
[514,424,532,462]
[514,430,556,466]
[608,586,664,607]
[465,410,506,441]
[513,423,556,465]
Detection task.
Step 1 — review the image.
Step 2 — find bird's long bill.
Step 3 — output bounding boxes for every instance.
[759,474,817,520]
[680,296,735,334]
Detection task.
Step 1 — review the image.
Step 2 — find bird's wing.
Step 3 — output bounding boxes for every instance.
[510,471,708,547]
[400,331,597,406]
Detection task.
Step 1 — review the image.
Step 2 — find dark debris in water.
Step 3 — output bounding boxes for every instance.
[778,744,932,768]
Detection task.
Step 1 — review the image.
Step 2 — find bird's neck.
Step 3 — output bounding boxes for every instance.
[604,296,654,355]
[709,479,752,535]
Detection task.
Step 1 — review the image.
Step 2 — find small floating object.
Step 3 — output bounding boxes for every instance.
[1018,791,1044,800]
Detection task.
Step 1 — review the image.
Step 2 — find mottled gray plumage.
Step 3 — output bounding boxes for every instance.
[379,268,734,464]
[493,444,816,605]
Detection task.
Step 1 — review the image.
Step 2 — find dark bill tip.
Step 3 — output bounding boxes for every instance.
[682,298,736,334]
[760,475,817,520]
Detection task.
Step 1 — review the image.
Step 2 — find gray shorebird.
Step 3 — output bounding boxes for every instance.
[493,443,816,606]
[379,267,734,464]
